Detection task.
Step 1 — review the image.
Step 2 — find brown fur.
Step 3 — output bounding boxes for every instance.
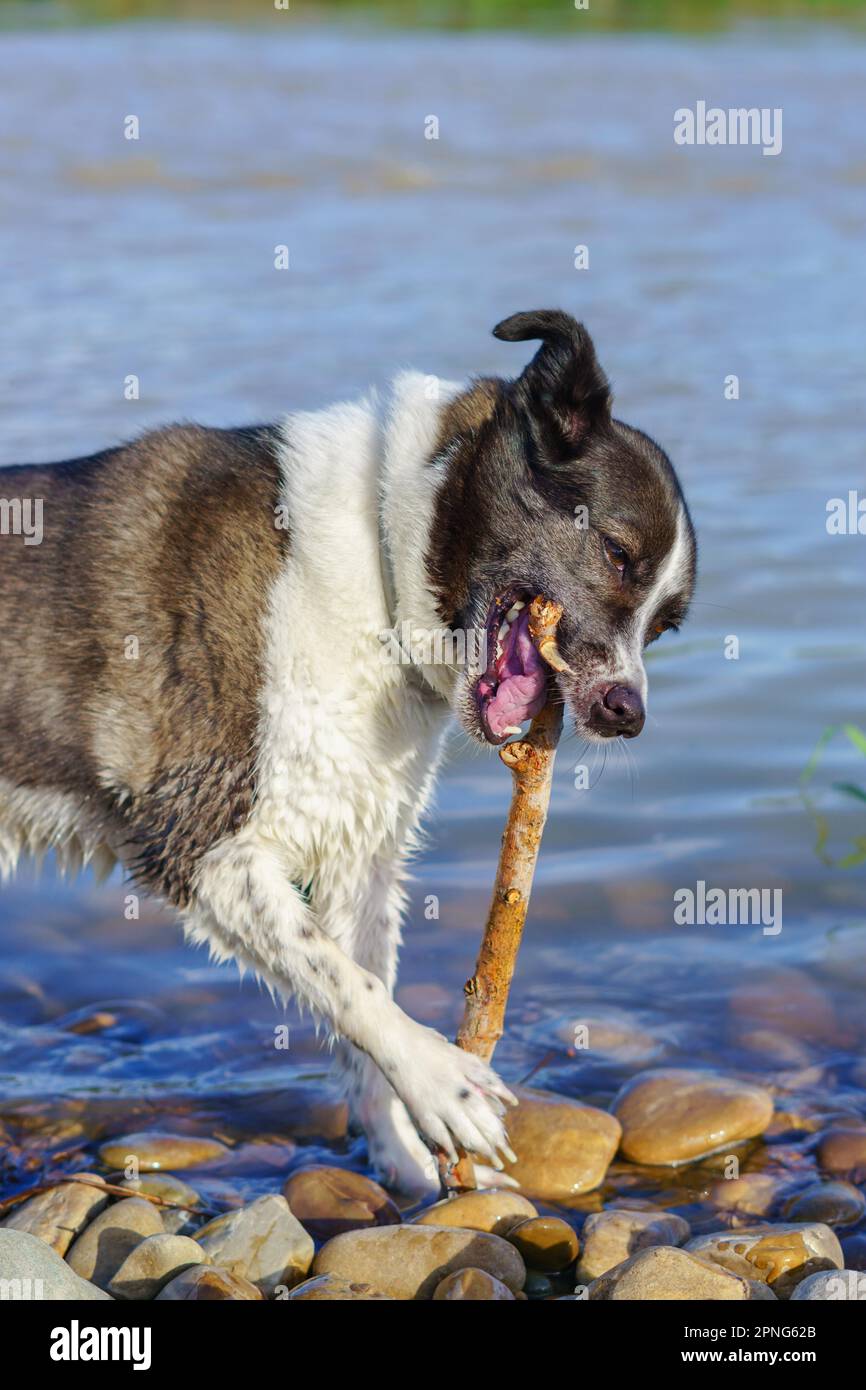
[0,424,288,905]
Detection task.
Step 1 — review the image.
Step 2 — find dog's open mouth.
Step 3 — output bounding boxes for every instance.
[475,588,551,743]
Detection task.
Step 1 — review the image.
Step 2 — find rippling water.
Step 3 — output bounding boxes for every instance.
[0,16,864,1219]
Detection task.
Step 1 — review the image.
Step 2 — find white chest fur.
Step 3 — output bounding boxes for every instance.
[250,374,461,889]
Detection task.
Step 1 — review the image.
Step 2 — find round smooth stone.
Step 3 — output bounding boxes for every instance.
[286,1274,392,1301]
[283,1166,400,1240]
[785,1181,866,1228]
[413,1188,537,1236]
[500,1087,621,1201]
[507,1217,579,1272]
[433,1268,515,1300]
[157,1265,263,1300]
[576,1207,690,1282]
[612,1069,774,1165]
[312,1225,525,1300]
[66,1197,164,1286]
[817,1127,866,1177]
[98,1131,230,1172]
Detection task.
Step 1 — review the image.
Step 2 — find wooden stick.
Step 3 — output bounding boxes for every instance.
[0,1173,219,1218]
[455,695,563,1060]
[443,597,565,1189]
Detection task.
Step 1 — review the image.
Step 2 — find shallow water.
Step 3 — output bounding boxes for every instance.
[0,16,865,1227]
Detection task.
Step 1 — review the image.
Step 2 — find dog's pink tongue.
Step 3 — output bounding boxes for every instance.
[486,608,548,739]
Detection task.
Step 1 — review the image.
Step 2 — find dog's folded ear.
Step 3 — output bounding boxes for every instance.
[493,309,611,456]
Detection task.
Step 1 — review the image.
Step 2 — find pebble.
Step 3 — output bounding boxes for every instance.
[108,1233,209,1299]
[790,1269,866,1301]
[706,1173,781,1220]
[286,1274,392,1301]
[555,1009,663,1065]
[817,1127,866,1177]
[587,1245,754,1300]
[413,1188,537,1236]
[685,1222,843,1297]
[500,1087,621,1201]
[433,1268,515,1300]
[118,1172,203,1234]
[0,1228,112,1300]
[283,1166,400,1240]
[523,1270,557,1298]
[195,1194,313,1295]
[507,1217,579,1272]
[729,969,838,1043]
[785,1180,866,1228]
[2,1174,108,1255]
[576,1208,691,1283]
[737,1029,812,1069]
[612,1069,774,1165]
[98,1131,230,1172]
[66,1197,164,1286]
[312,1225,525,1300]
[157,1266,263,1300]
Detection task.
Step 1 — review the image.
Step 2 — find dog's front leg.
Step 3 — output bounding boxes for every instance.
[188,836,516,1175]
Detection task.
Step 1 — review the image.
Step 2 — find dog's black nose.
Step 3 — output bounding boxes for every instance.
[589,684,646,738]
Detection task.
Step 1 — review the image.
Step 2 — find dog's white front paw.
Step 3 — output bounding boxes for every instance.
[387,1023,518,1168]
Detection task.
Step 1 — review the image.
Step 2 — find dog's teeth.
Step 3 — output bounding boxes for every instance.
[506,602,524,620]
[497,621,510,644]
[502,725,522,735]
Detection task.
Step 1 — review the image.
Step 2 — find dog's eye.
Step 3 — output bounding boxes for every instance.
[603,536,629,574]
[647,619,680,644]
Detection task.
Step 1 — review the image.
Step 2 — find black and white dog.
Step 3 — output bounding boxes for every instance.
[0,310,695,1195]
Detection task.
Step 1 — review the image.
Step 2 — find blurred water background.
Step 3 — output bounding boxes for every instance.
[0,1,864,1220]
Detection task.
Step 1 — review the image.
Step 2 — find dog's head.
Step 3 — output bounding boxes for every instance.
[427,309,697,745]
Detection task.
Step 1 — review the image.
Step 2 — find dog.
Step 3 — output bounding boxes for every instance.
[0,309,696,1195]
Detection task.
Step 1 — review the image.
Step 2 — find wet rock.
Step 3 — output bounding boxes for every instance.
[66,1197,164,1285]
[791,1269,866,1301]
[612,1069,773,1165]
[2,1174,108,1255]
[817,1127,866,1178]
[747,1279,778,1300]
[576,1208,690,1283]
[286,1273,392,1301]
[730,969,838,1044]
[195,1194,313,1295]
[523,1270,557,1298]
[432,1267,515,1300]
[118,1172,203,1234]
[500,1087,621,1201]
[0,1229,112,1300]
[588,1246,753,1300]
[685,1222,843,1297]
[108,1233,209,1300]
[785,1180,866,1227]
[157,1265,263,1300]
[707,1173,781,1220]
[507,1217,579,1272]
[283,1166,400,1240]
[737,1029,812,1069]
[98,1132,229,1172]
[312,1226,525,1300]
[556,1009,663,1065]
[413,1188,537,1236]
